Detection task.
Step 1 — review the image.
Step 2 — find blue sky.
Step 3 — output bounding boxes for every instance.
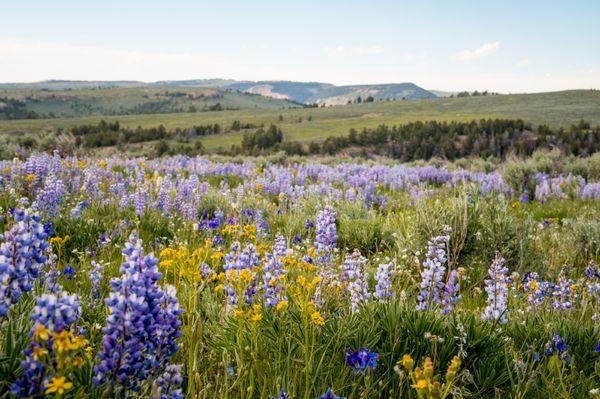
[1,0,599,92]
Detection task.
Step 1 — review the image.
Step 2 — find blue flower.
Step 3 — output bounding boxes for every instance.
[482,254,510,324]
[595,340,600,353]
[94,232,183,393]
[318,388,345,399]
[275,390,288,399]
[416,230,450,312]
[345,347,378,373]
[544,333,570,364]
[63,265,75,278]
[0,208,51,317]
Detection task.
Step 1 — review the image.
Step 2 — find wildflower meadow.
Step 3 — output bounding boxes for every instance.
[0,152,599,398]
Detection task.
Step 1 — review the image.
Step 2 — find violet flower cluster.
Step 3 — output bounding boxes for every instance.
[341,250,370,312]
[416,231,450,312]
[12,291,82,397]
[482,254,510,324]
[314,206,337,265]
[373,262,395,302]
[262,235,287,308]
[93,232,183,394]
[345,346,378,373]
[0,208,51,317]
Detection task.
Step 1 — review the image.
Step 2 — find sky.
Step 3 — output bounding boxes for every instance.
[1,0,599,92]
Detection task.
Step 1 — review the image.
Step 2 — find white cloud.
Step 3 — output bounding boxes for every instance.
[0,37,237,82]
[454,42,500,61]
[324,45,384,56]
[517,58,532,66]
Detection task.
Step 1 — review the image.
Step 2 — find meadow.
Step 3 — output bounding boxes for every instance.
[2,90,600,153]
[0,151,599,398]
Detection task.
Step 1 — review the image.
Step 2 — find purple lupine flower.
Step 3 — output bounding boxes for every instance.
[314,206,337,264]
[156,364,184,399]
[11,291,81,397]
[32,173,66,218]
[273,234,287,258]
[262,240,287,308]
[416,232,450,312]
[482,254,510,324]
[441,269,460,314]
[341,250,370,312]
[552,267,575,311]
[223,241,260,309]
[0,208,51,317]
[374,262,395,302]
[544,333,571,364]
[318,388,345,399]
[94,232,183,392]
[522,272,554,310]
[89,260,104,302]
[274,390,288,399]
[345,346,378,373]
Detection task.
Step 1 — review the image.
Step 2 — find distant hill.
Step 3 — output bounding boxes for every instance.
[0,79,438,104]
[0,86,298,119]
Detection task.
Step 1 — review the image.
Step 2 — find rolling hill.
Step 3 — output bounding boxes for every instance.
[2,90,599,154]
[0,79,438,108]
[0,86,298,119]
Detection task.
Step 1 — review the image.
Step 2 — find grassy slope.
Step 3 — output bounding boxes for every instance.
[0,87,296,118]
[1,90,599,151]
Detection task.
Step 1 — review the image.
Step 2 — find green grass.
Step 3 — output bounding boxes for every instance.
[1,89,600,151]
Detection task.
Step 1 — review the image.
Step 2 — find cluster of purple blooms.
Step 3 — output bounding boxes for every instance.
[223,241,260,309]
[12,291,82,397]
[373,262,395,302]
[318,388,345,399]
[482,254,510,324]
[543,333,571,365]
[314,206,337,265]
[345,346,379,373]
[31,173,66,218]
[341,250,371,312]
[93,232,183,395]
[262,235,287,308]
[416,229,460,313]
[0,208,51,317]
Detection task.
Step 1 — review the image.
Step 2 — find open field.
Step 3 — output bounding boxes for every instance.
[0,153,599,398]
[2,90,599,152]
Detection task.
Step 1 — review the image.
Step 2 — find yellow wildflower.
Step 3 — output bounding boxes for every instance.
[45,376,73,396]
[310,311,325,326]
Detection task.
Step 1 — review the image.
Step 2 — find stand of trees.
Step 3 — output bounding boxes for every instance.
[0,98,39,120]
[301,119,600,160]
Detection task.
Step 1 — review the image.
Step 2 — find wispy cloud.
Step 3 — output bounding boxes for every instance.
[324,45,384,56]
[454,42,500,61]
[517,58,532,67]
[0,37,233,82]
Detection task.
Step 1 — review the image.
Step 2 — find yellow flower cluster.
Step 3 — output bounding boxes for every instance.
[400,354,462,399]
[159,240,216,283]
[32,325,89,396]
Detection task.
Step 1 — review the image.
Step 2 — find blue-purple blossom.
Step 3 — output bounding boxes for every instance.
[374,262,395,302]
[416,231,450,312]
[262,236,287,308]
[93,232,183,393]
[11,291,82,397]
[0,208,51,317]
[544,333,571,364]
[318,388,345,399]
[441,269,460,314]
[345,346,378,373]
[482,254,510,324]
[341,250,370,312]
[314,206,337,264]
